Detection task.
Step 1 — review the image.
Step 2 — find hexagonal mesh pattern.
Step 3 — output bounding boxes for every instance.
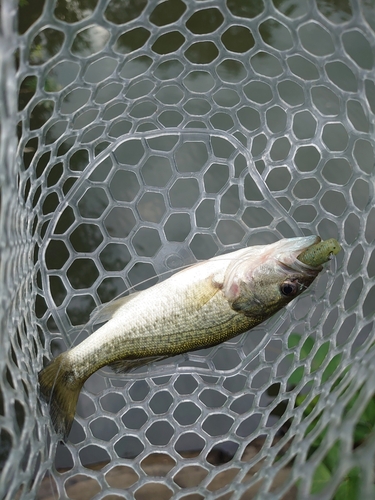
[1,0,375,498]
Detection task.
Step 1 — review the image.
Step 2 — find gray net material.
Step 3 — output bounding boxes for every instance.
[1,0,375,498]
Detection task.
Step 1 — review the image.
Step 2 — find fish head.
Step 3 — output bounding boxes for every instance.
[223,236,323,320]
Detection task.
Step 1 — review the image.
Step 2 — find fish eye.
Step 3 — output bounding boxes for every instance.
[280,281,298,297]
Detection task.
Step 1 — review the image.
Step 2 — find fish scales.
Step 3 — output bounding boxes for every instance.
[39,236,340,440]
[67,260,252,378]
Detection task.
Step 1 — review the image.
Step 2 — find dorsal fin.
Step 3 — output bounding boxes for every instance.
[90,292,141,324]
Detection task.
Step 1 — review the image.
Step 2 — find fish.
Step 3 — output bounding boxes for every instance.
[38,235,340,440]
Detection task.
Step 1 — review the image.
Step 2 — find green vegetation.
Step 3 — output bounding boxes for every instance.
[276,333,375,499]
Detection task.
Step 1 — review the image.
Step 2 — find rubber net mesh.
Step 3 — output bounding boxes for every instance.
[1,0,375,498]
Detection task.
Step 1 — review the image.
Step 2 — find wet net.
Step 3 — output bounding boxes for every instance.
[1,0,375,498]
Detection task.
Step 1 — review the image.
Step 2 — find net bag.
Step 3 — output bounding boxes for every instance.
[1,0,375,498]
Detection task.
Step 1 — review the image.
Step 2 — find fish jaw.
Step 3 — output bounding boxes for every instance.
[222,236,323,318]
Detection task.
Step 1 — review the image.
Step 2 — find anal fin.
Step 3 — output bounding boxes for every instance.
[109,355,168,374]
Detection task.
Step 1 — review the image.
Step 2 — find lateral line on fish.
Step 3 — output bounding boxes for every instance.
[62,245,330,349]
[69,258,237,348]
[68,250,321,347]
[88,256,245,323]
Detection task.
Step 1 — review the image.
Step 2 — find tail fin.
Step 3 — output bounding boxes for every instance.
[38,354,83,440]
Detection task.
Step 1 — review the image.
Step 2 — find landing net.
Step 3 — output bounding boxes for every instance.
[1,0,375,499]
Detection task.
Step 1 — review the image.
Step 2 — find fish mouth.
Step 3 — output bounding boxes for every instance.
[276,236,322,274]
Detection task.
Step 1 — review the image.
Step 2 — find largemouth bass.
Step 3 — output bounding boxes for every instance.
[39,236,340,439]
